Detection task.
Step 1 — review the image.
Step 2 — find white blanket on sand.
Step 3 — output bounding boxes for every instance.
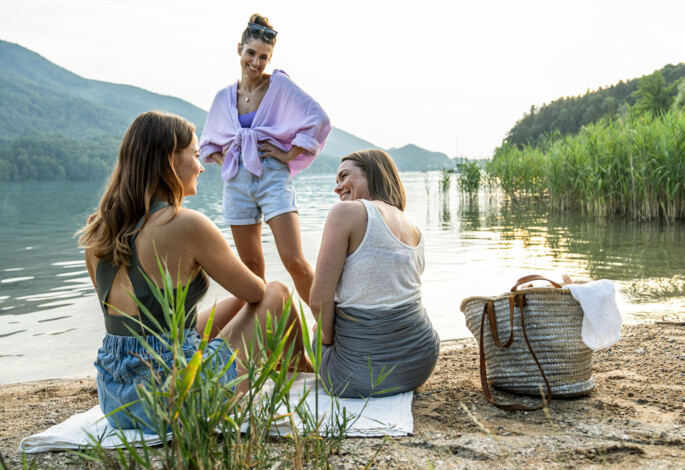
[20,374,413,454]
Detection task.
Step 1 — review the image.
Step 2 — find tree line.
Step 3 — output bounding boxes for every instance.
[504,63,685,148]
[0,133,120,182]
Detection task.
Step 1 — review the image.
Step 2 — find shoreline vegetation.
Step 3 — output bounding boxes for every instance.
[1,322,683,469]
[469,67,685,222]
[485,110,685,221]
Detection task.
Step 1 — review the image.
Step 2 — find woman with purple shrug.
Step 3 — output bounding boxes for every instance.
[200,13,330,307]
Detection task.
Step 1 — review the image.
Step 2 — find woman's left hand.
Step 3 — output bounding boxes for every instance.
[259,142,303,163]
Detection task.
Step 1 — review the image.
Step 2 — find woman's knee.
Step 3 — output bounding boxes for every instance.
[264,281,291,302]
[262,281,299,320]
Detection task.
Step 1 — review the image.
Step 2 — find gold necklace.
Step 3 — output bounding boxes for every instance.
[242,77,267,103]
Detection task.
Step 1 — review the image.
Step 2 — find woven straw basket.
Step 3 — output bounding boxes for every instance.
[460,275,594,409]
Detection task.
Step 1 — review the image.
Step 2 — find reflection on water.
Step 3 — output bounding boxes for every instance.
[1,171,684,383]
[458,198,481,232]
[426,183,685,320]
[439,193,451,228]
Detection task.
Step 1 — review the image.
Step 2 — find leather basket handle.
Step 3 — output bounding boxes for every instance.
[478,297,553,411]
[511,274,563,291]
[485,300,514,348]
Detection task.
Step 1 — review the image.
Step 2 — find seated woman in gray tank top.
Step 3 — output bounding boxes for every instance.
[78,111,312,431]
[310,149,440,397]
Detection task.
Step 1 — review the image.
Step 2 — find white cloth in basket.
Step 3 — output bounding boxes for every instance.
[565,279,622,350]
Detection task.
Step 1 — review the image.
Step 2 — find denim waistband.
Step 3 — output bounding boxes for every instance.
[99,330,200,356]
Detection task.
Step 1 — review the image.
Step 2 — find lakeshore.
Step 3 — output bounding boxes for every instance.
[1,322,683,469]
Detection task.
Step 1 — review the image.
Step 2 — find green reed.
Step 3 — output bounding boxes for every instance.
[64,259,381,470]
[439,167,452,193]
[487,110,685,221]
[456,160,482,197]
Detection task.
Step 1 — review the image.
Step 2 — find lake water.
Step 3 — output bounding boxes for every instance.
[1,170,684,384]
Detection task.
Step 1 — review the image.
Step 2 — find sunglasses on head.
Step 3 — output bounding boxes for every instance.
[247,22,278,40]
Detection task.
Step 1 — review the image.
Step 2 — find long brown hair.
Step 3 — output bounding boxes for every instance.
[341,149,406,211]
[78,111,195,267]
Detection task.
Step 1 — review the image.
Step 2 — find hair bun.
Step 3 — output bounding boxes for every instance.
[249,13,273,29]
[241,13,277,45]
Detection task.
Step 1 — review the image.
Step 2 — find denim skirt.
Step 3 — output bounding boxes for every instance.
[94,329,238,432]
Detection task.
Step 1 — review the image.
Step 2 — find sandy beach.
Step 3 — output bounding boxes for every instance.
[1,322,683,469]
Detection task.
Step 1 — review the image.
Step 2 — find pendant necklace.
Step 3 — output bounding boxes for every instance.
[243,77,264,102]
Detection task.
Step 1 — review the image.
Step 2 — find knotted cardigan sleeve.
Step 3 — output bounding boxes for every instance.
[199,85,236,163]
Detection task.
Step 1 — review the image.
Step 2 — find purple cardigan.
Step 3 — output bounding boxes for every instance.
[199,70,331,180]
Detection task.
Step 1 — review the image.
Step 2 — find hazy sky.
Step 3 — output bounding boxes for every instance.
[2,0,684,157]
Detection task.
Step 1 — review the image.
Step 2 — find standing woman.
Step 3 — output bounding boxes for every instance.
[310,150,440,398]
[200,14,330,306]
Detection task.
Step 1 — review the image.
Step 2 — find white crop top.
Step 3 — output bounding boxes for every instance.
[334,199,424,309]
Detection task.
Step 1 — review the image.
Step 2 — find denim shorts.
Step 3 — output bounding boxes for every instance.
[94,330,238,432]
[222,155,297,225]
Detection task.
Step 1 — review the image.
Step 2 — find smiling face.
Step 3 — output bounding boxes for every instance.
[335,160,371,201]
[238,39,273,79]
[173,134,203,197]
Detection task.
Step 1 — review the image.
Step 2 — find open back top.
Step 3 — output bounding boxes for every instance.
[95,201,209,336]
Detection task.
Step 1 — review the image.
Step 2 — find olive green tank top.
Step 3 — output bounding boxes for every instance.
[95,201,209,336]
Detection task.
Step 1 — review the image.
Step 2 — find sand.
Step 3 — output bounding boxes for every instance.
[1,322,683,469]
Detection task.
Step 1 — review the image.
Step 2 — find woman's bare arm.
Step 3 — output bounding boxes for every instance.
[208,152,224,165]
[309,202,361,345]
[183,210,266,303]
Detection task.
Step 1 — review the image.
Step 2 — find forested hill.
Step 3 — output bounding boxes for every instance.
[504,63,685,148]
[0,40,207,142]
[0,39,209,181]
[0,40,450,182]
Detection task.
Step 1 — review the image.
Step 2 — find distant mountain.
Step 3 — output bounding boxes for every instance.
[308,128,378,173]
[0,39,207,142]
[0,39,451,181]
[387,144,451,171]
[321,127,378,157]
[310,132,452,173]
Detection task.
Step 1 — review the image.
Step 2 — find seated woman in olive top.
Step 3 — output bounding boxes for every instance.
[78,110,311,431]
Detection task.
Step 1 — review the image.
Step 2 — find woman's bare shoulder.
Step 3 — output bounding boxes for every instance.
[327,200,367,221]
[329,200,366,215]
[168,207,215,232]
[146,207,215,244]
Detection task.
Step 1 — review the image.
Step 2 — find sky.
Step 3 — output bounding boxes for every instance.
[1,0,684,158]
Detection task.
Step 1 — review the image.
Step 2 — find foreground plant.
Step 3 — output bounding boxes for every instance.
[69,259,384,469]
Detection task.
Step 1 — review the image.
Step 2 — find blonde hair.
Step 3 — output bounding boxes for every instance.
[341,149,406,211]
[78,111,195,267]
